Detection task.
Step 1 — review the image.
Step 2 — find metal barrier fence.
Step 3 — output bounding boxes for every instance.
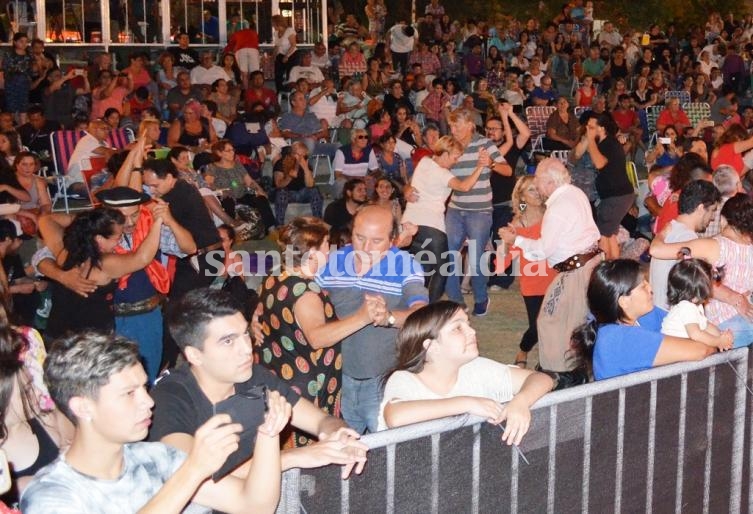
[277,348,750,514]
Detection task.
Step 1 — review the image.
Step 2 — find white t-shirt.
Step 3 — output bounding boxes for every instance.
[287,65,325,85]
[378,357,515,431]
[402,157,454,232]
[661,300,708,338]
[189,65,231,86]
[275,27,297,56]
[649,220,698,310]
[389,24,415,54]
[21,442,209,514]
[66,132,110,185]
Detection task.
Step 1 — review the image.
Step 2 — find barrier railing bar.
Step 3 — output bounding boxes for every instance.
[582,397,592,514]
[731,357,747,514]
[472,423,480,514]
[386,444,395,514]
[646,380,658,514]
[431,433,440,514]
[547,404,558,514]
[675,373,688,514]
[615,388,626,513]
[340,464,350,514]
[277,468,300,514]
[511,429,520,514]
[702,368,714,514]
[358,352,748,453]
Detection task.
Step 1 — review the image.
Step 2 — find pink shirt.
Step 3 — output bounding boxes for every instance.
[706,235,753,325]
[91,86,129,119]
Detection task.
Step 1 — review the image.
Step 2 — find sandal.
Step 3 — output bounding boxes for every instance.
[514,351,528,368]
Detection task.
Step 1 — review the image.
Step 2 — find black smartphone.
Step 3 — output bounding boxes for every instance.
[210,385,268,481]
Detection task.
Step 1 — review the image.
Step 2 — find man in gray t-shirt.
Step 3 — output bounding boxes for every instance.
[649,180,720,310]
[21,332,290,514]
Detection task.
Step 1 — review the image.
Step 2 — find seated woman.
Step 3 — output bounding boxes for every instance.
[645,125,681,172]
[272,142,323,225]
[375,132,408,185]
[167,99,218,156]
[379,301,554,445]
[571,259,719,381]
[12,152,51,235]
[0,132,21,168]
[209,78,239,125]
[0,322,72,503]
[371,177,402,221]
[256,216,385,446]
[650,194,753,348]
[204,139,276,232]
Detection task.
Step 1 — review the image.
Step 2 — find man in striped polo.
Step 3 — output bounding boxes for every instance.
[445,108,512,316]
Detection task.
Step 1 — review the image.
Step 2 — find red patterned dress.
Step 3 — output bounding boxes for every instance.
[256,271,342,446]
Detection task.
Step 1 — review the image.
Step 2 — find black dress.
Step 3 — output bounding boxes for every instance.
[45,280,116,339]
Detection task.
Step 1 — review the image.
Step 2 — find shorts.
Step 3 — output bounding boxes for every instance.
[236,48,260,73]
[597,193,635,236]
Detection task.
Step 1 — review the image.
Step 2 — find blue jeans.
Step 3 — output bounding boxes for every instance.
[718,314,753,348]
[341,374,382,434]
[115,308,163,384]
[445,208,493,306]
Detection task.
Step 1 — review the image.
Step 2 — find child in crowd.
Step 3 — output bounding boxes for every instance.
[661,253,733,351]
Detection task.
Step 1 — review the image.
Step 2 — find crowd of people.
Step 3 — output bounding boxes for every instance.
[0,1,752,511]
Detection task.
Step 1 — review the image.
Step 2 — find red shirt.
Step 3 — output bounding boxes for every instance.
[227,29,259,51]
[654,193,679,234]
[612,109,639,133]
[711,143,745,176]
[245,87,278,111]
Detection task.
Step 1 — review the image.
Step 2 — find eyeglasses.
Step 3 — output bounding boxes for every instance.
[355,135,369,140]
[485,126,502,132]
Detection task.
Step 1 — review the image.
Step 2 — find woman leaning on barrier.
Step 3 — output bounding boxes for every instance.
[378,301,554,446]
[570,259,719,382]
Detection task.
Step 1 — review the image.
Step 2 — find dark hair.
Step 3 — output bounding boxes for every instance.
[0,131,20,157]
[62,208,126,270]
[666,257,717,306]
[167,146,189,161]
[12,32,26,43]
[105,150,130,177]
[203,99,218,116]
[677,179,721,215]
[343,178,366,198]
[570,260,644,371]
[0,220,17,242]
[0,326,31,442]
[143,158,178,178]
[594,113,619,136]
[134,86,149,100]
[44,332,141,424]
[721,193,753,240]
[211,78,226,92]
[27,104,44,116]
[219,223,236,241]
[383,301,465,385]
[669,153,712,191]
[166,288,244,352]
[12,150,37,171]
[103,107,120,121]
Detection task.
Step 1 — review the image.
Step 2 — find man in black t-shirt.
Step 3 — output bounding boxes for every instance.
[18,105,60,164]
[141,158,220,301]
[323,178,367,236]
[169,32,200,70]
[150,289,368,480]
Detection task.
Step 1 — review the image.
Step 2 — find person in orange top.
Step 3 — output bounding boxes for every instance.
[710,123,753,176]
[656,97,691,134]
[498,175,555,368]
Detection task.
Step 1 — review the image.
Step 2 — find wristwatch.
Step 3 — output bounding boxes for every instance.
[387,311,396,327]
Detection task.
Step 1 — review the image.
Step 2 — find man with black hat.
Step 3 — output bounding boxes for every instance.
[36,186,196,384]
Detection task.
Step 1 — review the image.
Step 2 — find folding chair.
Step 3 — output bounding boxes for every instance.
[682,102,711,129]
[663,90,691,105]
[573,106,590,119]
[550,150,571,165]
[524,106,556,158]
[643,105,665,149]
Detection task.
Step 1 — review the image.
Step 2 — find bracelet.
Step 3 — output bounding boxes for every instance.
[131,167,144,172]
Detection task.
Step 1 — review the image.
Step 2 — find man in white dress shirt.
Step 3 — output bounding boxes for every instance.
[499,158,601,388]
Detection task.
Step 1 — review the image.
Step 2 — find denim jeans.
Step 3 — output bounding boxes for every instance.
[115,307,163,384]
[718,314,753,348]
[274,187,323,225]
[445,208,492,306]
[341,374,382,435]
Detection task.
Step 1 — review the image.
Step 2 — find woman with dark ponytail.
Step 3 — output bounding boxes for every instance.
[572,259,717,381]
[41,207,163,338]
